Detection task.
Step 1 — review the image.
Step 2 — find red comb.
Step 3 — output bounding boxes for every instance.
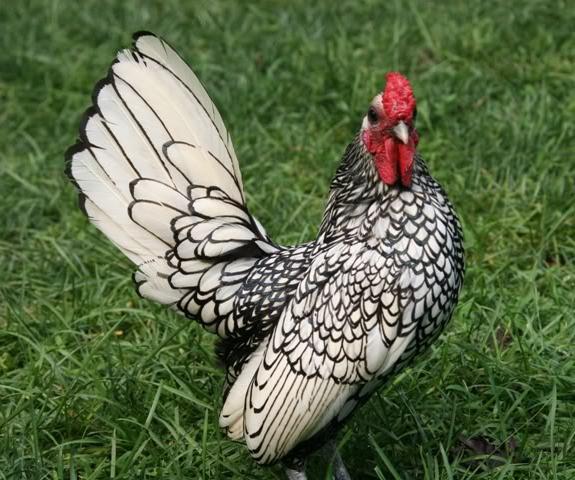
[382,72,415,122]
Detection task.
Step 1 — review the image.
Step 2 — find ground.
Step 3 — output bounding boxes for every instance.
[1,0,574,479]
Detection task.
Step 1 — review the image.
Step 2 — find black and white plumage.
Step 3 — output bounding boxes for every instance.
[66,32,464,478]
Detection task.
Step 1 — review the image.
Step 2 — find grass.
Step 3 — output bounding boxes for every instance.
[1,0,574,478]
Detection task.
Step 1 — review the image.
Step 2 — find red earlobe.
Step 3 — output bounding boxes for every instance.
[362,130,373,153]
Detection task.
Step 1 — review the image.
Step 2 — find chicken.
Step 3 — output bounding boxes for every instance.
[66,32,464,480]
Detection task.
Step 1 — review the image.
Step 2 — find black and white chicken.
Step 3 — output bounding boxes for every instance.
[66,32,464,479]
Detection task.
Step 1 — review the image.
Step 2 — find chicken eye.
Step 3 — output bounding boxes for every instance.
[367,107,378,124]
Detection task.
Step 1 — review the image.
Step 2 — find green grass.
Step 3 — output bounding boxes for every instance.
[1,0,574,478]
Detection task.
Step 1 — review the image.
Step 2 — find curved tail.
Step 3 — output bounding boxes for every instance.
[66,32,278,336]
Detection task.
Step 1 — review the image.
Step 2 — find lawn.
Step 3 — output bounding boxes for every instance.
[1,0,574,479]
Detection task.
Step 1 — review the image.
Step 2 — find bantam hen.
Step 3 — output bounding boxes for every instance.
[66,32,464,479]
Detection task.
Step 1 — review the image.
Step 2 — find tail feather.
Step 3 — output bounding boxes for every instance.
[131,31,241,184]
[67,32,278,337]
[163,141,243,203]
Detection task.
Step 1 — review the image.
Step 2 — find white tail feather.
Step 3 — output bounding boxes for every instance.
[67,32,277,329]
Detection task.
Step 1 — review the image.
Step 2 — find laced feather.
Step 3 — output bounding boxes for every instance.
[66,32,276,320]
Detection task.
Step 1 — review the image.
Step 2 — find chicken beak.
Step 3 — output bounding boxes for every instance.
[392,121,409,145]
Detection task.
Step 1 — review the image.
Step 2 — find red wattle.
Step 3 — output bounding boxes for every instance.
[398,140,415,187]
[377,137,398,185]
[364,130,415,187]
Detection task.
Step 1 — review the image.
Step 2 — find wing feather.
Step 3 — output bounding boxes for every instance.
[240,242,416,464]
